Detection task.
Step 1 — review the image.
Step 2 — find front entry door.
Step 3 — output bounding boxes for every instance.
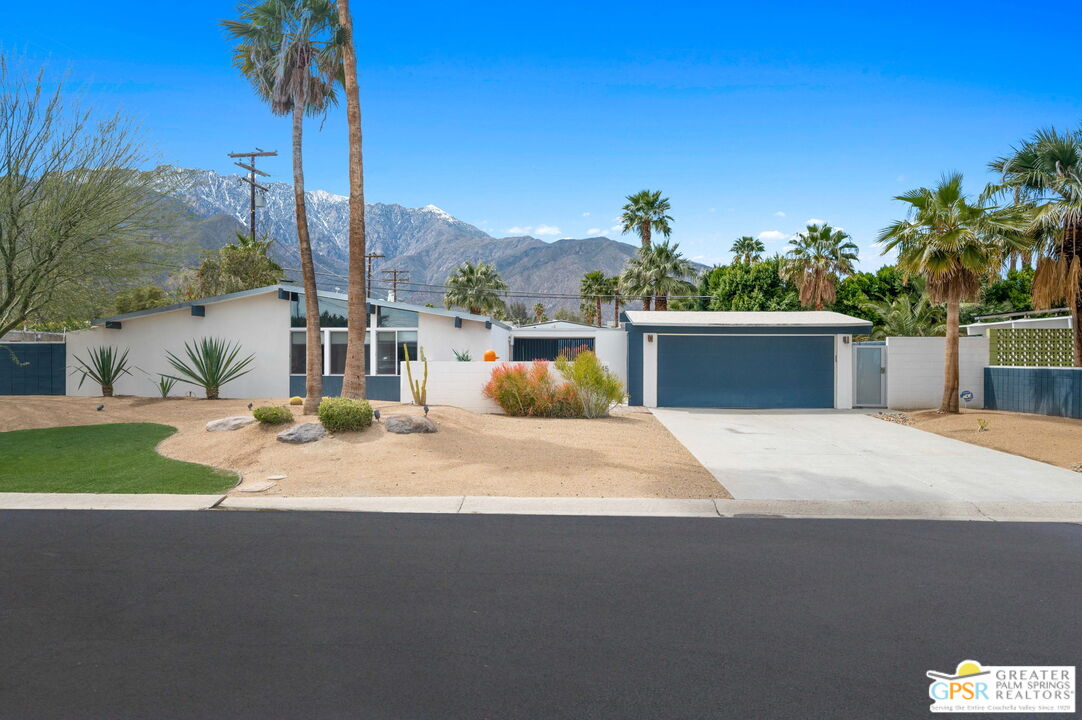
[854,345,885,407]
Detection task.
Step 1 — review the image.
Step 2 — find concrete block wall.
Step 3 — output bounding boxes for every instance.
[885,336,989,410]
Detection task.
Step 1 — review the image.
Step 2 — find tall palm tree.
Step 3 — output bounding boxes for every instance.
[779,223,859,310]
[621,241,696,311]
[607,274,624,326]
[444,261,508,316]
[620,189,673,249]
[335,0,368,399]
[989,127,1082,366]
[532,302,545,323]
[731,236,765,264]
[580,270,610,327]
[862,291,945,340]
[879,173,1029,412]
[224,0,341,414]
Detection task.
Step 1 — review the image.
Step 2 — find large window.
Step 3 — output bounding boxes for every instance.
[290,294,347,328]
[512,337,595,361]
[289,303,416,376]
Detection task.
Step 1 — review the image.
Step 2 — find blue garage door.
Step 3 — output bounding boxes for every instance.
[657,335,834,408]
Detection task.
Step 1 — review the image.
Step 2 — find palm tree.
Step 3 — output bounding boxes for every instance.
[607,274,624,326]
[879,173,1029,412]
[989,127,1082,366]
[335,0,368,399]
[532,302,545,323]
[224,0,341,414]
[779,223,859,310]
[620,190,673,249]
[621,241,696,311]
[444,261,508,315]
[731,236,765,264]
[580,270,610,327]
[862,289,945,339]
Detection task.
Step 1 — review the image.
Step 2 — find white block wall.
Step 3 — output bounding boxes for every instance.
[417,314,512,362]
[885,336,989,410]
[66,291,291,399]
[400,360,539,413]
[509,327,628,385]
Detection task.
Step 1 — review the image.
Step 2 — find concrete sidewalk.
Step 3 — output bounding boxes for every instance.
[3,493,1081,522]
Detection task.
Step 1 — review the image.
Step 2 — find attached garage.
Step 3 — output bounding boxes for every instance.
[624,311,873,410]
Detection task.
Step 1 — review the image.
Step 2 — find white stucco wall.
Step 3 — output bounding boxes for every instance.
[509,326,628,385]
[417,314,511,362]
[66,291,291,399]
[834,334,854,410]
[885,336,989,410]
[400,360,540,413]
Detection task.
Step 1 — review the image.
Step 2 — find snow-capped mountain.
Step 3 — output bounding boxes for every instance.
[169,167,640,307]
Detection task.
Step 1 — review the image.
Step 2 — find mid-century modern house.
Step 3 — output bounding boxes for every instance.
[65,285,512,401]
[58,284,873,410]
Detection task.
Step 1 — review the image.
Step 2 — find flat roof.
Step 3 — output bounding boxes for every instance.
[93,284,511,330]
[623,310,872,328]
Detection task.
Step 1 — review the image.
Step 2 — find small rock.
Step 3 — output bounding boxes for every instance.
[206,416,258,432]
[384,415,438,434]
[236,480,277,493]
[277,422,327,444]
[267,474,287,481]
[1072,463,1082,474]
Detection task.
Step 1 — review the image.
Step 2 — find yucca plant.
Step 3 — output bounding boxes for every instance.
[72,346,131,397]
[165,337,255,399]
[156,375,178,399]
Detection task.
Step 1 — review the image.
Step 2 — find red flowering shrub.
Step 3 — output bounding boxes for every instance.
[482,361,584,417]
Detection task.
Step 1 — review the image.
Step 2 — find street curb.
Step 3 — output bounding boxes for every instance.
[0,493,226,511]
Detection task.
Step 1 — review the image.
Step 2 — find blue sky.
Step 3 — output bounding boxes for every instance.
[4,0,1081,269]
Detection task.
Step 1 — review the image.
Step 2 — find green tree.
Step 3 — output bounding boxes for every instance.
[862,282,945,339]
[699,257,801,311]
[730,236,765,264]
[532,302,546,323]
[620,189,673,249]
[779,223,859,310]
[989,127,1082,365]
[114,286,170,315]
[444,261,508,315]
[0,58,183,339]
[182,233,284,298]
[223,0,343,413]
[580,270,610,327]
[831,265,916,321]
[620,241,695,311]
[879,173,1029,412]
[506,301,531,325]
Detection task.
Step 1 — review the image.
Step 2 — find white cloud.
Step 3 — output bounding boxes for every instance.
[586,228,602,236]
[758,230,788,241]
[610,224,623,233]
[708,208,717,213]
[774,211,786,217]
[534,224,561,236]
[805,218,825,226]
[506,226,531,235]
[581,211,591,217]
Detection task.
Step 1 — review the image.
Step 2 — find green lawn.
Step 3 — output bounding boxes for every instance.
[0,423,237,494]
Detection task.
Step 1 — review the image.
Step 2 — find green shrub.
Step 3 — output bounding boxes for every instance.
[253,405,294,425]
[72,346,131,397]
[317,397,373,432]
[555,350,625,418]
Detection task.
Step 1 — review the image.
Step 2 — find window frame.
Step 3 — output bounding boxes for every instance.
[288,306,418,378]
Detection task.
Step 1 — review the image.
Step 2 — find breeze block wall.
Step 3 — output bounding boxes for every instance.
[984,366,1082,419]
[988,328,1074,367]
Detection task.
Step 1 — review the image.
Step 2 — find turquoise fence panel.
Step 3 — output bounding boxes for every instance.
[0,343,66,395]
[984,367,1082,419]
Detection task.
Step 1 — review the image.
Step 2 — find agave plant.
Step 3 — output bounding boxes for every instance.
[72,346,131,397]
[165,337,255,399]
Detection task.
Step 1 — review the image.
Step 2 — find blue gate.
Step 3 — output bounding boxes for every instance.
[0,343,66,395]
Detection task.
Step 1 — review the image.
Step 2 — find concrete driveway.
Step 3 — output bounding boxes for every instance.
[651,408,1082,502]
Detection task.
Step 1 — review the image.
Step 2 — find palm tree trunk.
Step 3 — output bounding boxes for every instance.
[595,296,602,327]
[1067,224,1082,367]
[640,221,651,249]
[656,295,668,311]
[293,104,323,415]
[337,0,368,400]
[1071,298,1082,367]
[642,296,652,311]
[940,289,961,413]
[613,297,620,326]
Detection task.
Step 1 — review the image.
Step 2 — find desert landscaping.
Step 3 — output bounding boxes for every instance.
[0,396,728,499]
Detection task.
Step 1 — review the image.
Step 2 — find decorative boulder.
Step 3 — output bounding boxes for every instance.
[277,422,327,444]
[206,416,258,432]
[384,415,438,434]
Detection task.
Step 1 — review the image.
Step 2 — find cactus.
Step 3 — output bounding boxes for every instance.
[402,343,428,406]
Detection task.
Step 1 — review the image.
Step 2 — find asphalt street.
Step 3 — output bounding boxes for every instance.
[1,510,1079,719]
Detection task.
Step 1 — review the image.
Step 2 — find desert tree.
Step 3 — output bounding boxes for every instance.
[223,0,342,414]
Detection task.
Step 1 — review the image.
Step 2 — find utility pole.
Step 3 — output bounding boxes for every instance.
[363,252,384,300]
[381,269,409,302]
[227,149,278,240]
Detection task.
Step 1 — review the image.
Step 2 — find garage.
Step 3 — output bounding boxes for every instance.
[622,310,873,409]
[657,334,835,408]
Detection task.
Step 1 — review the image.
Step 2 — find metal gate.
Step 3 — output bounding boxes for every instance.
[853,343,886,407]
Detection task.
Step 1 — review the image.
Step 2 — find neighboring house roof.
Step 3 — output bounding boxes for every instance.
[623,310,872,328]
[91,284,511,330]
[963,315,1073,336]
[512,320,617,332]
